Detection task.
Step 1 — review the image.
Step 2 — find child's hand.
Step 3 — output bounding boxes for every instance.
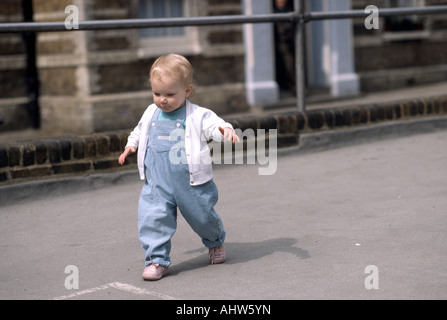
[219,127,240,144]
[118,146,136,165]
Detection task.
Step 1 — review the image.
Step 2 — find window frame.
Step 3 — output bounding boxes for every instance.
[382,0,430,41]
[137,0,201,58]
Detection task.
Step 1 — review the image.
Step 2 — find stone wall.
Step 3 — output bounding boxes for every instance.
[1,0,248,135]
[0,0,33,131]
[1,95,446,186]
[352,0,447,91]
[2,0,447,135]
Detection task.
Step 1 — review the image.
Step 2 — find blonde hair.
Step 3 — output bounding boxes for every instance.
[150,54,194,89]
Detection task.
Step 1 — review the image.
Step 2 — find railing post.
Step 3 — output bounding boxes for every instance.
[21,0,40,129]
[294,0,306,112]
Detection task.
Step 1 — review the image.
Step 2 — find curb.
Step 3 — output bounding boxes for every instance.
[1,115,446,206]
[0,94,446,187]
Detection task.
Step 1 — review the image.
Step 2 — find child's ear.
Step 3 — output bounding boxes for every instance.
[185,84,193,97]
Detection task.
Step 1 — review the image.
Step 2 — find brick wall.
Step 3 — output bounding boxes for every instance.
[0,0,32,131]
[1,95,446,186]
[0,130,135,184]
[352,0,447,91]
[2,0,447,138]
[1,0,248,136]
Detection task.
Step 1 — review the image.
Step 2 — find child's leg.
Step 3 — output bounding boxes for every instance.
[175,179,226,248]
[138,181,177,267]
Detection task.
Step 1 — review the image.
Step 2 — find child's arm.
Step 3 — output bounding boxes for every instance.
[219,126,240,144]
[118,146,136,165]
[118,116,143,165]
[117,104,155,166]
[200,108,239,143]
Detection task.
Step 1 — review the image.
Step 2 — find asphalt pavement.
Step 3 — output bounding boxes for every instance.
[1,126,446,300]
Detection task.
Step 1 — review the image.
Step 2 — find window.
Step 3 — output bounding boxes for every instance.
[139,0,184,38]
[383,0,429,40]
[137,0,201,58]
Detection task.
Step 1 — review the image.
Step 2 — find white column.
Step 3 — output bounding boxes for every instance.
[327,0,360,96]
[242,0,279,106]
[308,0,360,97]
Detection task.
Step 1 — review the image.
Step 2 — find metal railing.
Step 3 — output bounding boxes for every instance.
[1,6,446,32]
[1,3,447,113]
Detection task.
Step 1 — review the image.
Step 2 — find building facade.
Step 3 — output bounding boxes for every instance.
[1,0,446,134]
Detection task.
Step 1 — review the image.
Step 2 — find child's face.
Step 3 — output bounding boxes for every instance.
[151,76,192,113]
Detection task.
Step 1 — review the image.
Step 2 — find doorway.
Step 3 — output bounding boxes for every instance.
[272,0,297,98]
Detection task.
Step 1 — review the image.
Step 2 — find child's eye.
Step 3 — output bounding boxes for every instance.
[154,93,160,97]
[167,93,175,97]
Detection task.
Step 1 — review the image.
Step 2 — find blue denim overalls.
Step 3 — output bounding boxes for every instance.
[138,107,226,267]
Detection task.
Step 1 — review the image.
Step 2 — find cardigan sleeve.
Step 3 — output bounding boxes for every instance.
[125,105,155,149]
[125,121,142,149]
[201,108,234,142]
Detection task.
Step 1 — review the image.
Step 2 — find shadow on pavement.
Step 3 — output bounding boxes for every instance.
[168,238,310,276]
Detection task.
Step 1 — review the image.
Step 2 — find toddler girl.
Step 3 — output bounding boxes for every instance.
[118,54,239,281]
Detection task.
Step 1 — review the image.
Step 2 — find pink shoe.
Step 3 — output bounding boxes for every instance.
[142,263,169,281]
[208,245,226,264]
